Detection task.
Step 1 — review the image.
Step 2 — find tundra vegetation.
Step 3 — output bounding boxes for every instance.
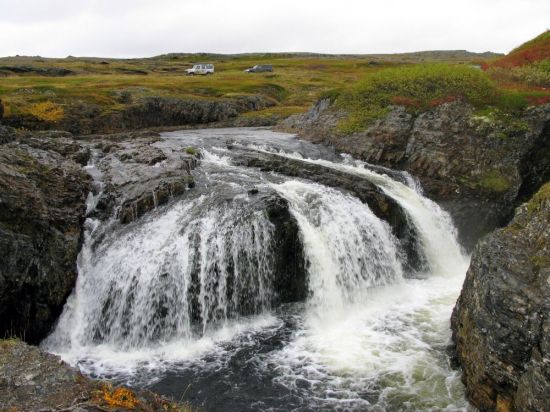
[1,43,547,132]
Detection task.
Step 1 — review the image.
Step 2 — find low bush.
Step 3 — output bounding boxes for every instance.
[333,63,498,133]
[487,60,550,88]
[25,100,64,122]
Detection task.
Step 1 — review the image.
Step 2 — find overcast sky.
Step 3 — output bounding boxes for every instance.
[1,0,549,58]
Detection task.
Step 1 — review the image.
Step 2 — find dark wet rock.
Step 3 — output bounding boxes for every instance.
[0,65,74,76]
[0,140,90,343]
[451,183,550,412]
[265,196,307,303]
[280,100,550,249]
[18,130,91,165]
[232,150,398,222]
[117,144,167,165]
[0,339,189,411]
[0,125,17,144]
[0,98,4,121]
[231,149,420,272]
[83,133,198,224]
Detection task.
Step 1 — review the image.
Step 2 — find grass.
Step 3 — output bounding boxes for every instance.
[0,38,549,133]
[526,181,550,214]
[0,51,504,128]
[0,54,384,123]
[478,169,512,193]
[489,30,550,69]
[185,147,199,156]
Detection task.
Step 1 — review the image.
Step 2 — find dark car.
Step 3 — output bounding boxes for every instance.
[244,64,273,73]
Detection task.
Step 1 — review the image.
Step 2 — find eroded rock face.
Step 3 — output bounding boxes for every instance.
[0,128,200,343]
[3,95,276,135]
[280,100,550,249]
[451,183,550,412]
[0,133,90,343]
[82,131,198,224]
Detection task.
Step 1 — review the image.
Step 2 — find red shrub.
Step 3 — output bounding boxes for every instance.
[390,95,421,107]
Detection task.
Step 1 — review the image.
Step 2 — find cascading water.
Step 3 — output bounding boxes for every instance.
[44,128,473,411]
[45,194,278,349]
[272,180,404,312]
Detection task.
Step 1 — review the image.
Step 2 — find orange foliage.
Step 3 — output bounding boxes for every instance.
[97,384,139,409]
[25,101,64,122]
[429,95,459,107]
[488,30,550,69]
[390,94,460,108]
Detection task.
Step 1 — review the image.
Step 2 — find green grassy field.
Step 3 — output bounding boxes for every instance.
[0,51,502,124]
[0,43,547,129]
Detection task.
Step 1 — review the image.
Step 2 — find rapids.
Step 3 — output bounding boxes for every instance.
[43,128,473,411]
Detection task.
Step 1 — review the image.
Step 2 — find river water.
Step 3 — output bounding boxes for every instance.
[43,128,473,411]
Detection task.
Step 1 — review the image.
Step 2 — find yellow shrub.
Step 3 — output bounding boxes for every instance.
[98,384,139,409]
[26,101,64,122]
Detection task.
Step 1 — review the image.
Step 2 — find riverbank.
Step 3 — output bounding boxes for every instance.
[0,338,194,411]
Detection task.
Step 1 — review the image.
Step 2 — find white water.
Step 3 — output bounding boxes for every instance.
[273,180,404,313]
[256,148,468,277]
[44,128,472,411]
[267,169,470,410]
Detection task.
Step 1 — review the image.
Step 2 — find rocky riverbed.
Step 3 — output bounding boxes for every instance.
[0,97,549,411]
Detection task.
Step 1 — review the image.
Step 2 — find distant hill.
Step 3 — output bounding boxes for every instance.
[154,50,502,63]
[490,30,550,68]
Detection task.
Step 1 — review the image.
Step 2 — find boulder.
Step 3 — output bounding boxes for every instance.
[451,182,550,411]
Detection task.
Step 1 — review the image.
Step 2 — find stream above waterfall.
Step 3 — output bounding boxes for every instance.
[43,128,473,411]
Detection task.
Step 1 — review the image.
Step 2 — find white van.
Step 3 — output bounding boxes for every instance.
[185,63,214,76]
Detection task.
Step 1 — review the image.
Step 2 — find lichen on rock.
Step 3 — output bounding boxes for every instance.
[451,182,550,411]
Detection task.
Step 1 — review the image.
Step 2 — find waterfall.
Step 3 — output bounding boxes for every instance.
[272,180,403,312]
[259,150,468,277]
[44,194,277,352]
[43,128,472,410]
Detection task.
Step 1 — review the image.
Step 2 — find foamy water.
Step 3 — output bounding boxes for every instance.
[43,128,473,411]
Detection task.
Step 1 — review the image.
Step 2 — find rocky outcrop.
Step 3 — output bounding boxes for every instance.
[265,196,307,303]
[3,95,276,135]
[81,131,198,224]
[0,130,90,343]
[280,100,550,249]
[0,127,199,343]
[0,65,74,76]
[451,183,550,411]
[0,339,189,411]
